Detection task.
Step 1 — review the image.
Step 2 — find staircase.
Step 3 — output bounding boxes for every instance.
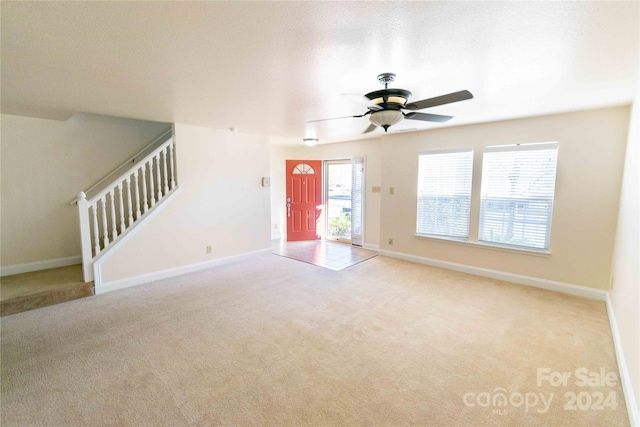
[0,131,179,316]
[76,131,178,283]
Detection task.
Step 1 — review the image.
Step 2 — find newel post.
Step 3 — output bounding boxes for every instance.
[77,191,94,282]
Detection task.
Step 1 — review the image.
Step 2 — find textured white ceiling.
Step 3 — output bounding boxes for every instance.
[1,2,638,145]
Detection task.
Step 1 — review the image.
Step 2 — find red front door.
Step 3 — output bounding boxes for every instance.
[286,160,322,241]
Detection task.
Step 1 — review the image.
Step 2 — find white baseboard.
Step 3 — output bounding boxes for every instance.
[363,243,380,251]
[0,256,82,277]
[378,249,608,301]
[606,294,640,427]
[94,247,272,294]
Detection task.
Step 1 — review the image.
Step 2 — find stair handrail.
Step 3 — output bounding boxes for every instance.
[69,128,172,205]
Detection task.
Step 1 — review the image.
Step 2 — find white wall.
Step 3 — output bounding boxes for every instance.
[0,113,170,268]
[270,138,383,247]
[610,99,640,417]
[379,107,630,290]
[98,124,271,283]
[269,144,290,241]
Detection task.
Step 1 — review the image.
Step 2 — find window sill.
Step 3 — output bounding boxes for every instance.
[414,234,551,257]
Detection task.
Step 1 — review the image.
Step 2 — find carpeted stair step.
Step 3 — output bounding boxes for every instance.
[0,265,95,316]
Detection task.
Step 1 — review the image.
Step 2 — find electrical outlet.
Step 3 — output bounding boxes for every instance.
[274,223,278,230]
[388,238,393,245]
[389,187,395,195]
[206,245,212,254]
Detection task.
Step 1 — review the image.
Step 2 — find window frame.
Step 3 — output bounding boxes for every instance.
[415,147,475,241]
[412,142,559,256]
[477,141,559,252]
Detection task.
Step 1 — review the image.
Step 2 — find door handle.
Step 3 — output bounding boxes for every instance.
[286,198,291,217]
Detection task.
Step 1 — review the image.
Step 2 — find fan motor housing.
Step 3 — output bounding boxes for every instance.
[365,88,412,110]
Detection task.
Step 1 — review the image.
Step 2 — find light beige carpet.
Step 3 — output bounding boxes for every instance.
[0,254,628,426]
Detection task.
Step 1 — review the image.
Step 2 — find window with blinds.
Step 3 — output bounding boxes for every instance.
[478,142,559,250]
[416,149,474,239]
[351,157,364,246]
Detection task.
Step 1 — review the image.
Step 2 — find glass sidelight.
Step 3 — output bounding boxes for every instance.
[325,160,353,243]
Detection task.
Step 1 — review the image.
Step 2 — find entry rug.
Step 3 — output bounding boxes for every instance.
[272,240,378,271]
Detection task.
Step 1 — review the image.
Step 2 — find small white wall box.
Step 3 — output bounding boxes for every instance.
[261,177,271,187]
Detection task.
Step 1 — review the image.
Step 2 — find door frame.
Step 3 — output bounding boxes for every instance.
[322,156,366,246]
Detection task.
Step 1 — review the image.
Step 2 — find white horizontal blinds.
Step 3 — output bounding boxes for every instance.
[479,142,559,250]
[416,149,474,238]
[351,157,364,246]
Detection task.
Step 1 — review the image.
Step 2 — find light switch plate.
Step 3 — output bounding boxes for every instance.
[372,186,381,193]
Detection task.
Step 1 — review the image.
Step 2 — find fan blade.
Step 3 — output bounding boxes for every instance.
[307,115,360,123]
[342,93,383,111]
[404,90,473,111]
[363,123,377,133]
[404,112,453,123]
[307,109,372,123]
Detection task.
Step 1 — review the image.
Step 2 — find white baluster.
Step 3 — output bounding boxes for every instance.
[162,147,169,194]
[109,189,118,240]
[100,196,109,248]
[168,140,176,190]
[91,203,100,256]
[155,153,162,200]
[148,159,156,207]
[141,165,148,214]
[117,182,126,233]
[133,169,141,220]
[126,176,134,227]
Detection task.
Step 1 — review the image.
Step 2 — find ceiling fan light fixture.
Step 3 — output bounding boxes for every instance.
[388,96,409,105]
[303,137,318,147]
[314,73,472,136]
[365,88,412,108]
[369,110,403,132]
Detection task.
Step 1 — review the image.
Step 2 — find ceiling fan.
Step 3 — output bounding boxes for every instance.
[308,73,473,133]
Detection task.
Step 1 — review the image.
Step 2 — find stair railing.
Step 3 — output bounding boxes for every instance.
[76,136,177,282]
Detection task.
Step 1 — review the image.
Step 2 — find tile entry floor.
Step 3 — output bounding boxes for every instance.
[272,239,378,271]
